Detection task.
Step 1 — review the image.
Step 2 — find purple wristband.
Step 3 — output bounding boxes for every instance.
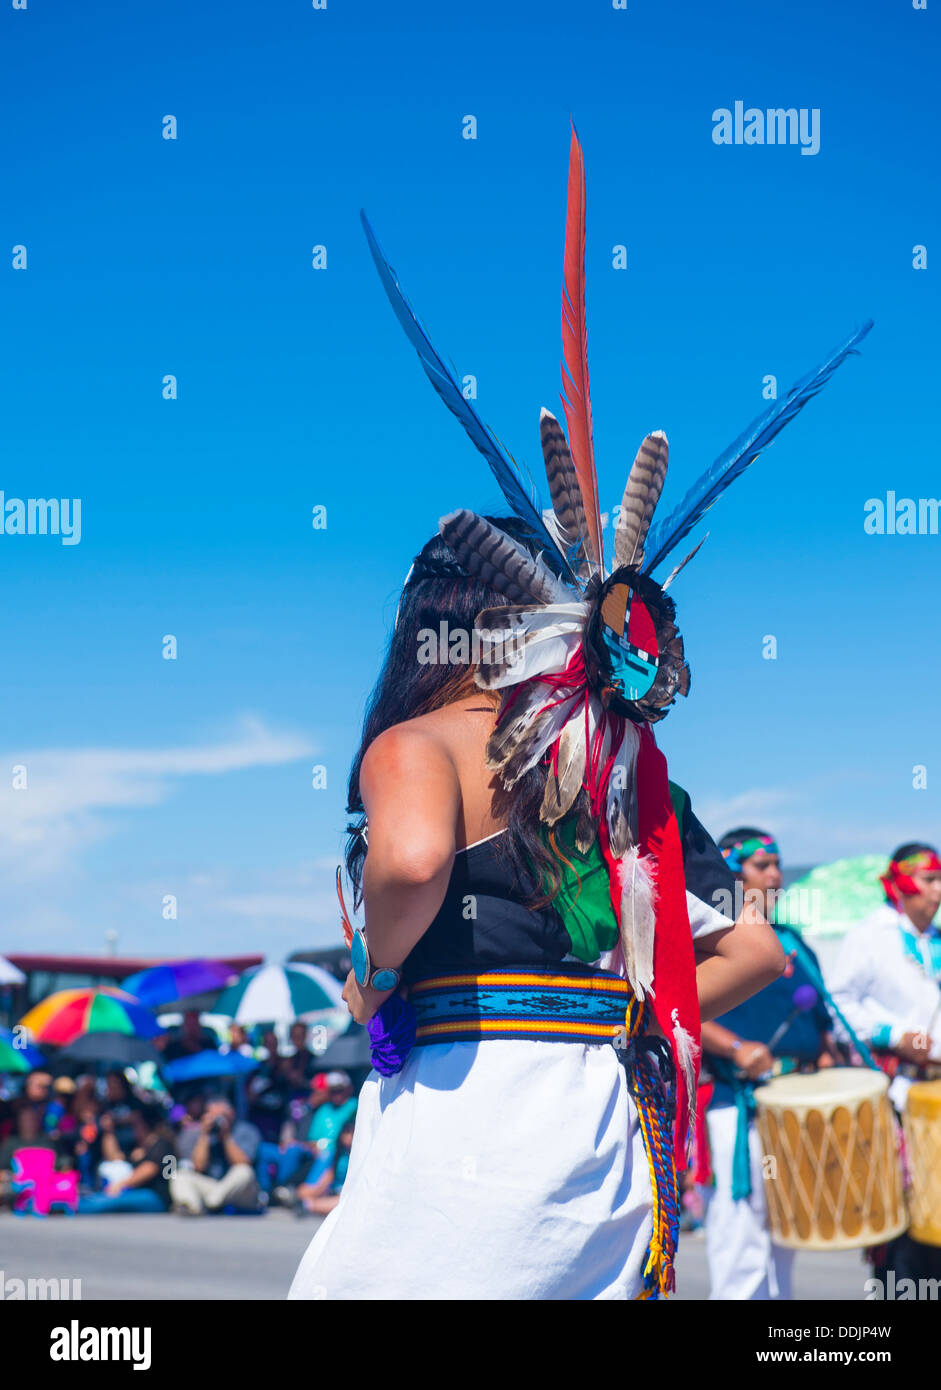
[367,992,417,1076]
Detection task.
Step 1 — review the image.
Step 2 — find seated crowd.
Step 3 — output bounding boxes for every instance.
[0,1020,358,1218]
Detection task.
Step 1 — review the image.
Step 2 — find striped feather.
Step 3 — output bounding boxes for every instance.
[439,510,570,606]
[486,686,582,788]
[541,710,588,825]
[614,432,669,569]
[540,408,593,579]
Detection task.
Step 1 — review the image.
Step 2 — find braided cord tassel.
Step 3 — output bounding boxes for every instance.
[621,1020,680,1300]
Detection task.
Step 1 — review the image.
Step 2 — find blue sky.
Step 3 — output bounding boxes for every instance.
[2,0,938,960]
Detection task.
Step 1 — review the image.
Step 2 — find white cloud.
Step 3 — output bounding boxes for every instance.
[111,867,344,961]
[218,892,332,923]
[696,777,933,866]
[0,715,315,877]
[697,786,798,836]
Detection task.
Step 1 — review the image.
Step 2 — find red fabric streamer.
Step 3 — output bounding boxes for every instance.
[635,724,701,1167]
[595,720,700,1167]
[692,1081,714,1185]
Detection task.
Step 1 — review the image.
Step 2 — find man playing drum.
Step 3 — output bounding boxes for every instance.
[697,828,839,1299]
[830,841,941,1283]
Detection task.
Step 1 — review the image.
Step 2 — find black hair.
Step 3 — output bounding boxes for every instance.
[891,841,939,863]
[718,826,774,852]
[345,516,564,907]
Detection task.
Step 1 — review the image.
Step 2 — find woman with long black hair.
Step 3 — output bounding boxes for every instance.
[289,126,868,1298]
[288,518,784,1299]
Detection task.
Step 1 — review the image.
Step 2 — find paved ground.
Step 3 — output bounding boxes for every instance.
[0,1210,869,1300]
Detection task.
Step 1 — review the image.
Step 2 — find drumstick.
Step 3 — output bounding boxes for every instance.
[766,985,819,1053]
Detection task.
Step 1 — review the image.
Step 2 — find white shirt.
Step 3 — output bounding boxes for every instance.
[829,902,941,1059]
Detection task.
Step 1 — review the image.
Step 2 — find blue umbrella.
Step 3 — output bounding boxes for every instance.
[0,1027,46,1072]
[161,1049,261,1084]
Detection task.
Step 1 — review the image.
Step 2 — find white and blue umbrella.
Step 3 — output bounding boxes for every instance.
[0,955,25,986]
[213,962,344,1025]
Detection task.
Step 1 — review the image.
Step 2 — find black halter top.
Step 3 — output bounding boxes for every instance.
[402,831,572,983]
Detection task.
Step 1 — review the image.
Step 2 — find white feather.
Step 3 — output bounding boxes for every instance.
[540,507,569,559]
[671,1006,701,1146]
[541,706,589,824]
[618,848,657,1001]
[494,688,583,787]
[475,604,588,690]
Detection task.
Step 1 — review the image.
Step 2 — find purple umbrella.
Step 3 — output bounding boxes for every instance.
[122,959,238,1010]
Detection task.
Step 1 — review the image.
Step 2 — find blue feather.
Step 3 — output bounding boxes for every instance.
[360,210,575,581]
[641,320,874,575]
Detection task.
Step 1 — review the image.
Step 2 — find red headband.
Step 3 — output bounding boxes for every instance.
[880,851,941,906]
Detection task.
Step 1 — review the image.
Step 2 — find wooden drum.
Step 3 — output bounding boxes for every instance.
[753,1068,906,1251]
[904,1080,941,1247]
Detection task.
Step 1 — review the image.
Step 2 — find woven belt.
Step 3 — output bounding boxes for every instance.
[410,966,644,1045]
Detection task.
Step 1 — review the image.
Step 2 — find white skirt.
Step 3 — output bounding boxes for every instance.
[288,1037,654,1300]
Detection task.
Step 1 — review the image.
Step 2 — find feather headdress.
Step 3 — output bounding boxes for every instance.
[360,123,872,1162]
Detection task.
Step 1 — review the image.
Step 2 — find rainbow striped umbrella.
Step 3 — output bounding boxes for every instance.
[18,987,163,1047]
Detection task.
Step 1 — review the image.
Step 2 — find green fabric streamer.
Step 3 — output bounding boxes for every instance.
[532,782,690,963]
[668,780,688,833]
[708,1057,757,1199]
[534,817,619,963]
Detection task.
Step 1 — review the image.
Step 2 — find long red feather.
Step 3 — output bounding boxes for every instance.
[560,122,604,569]
[336,866,354,948]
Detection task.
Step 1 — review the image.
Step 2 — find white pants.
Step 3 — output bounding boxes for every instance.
[169,1163,259,1214]
[700,1105,795,1300]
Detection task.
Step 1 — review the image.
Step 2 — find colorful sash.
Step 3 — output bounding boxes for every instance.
[411,966,634,1044]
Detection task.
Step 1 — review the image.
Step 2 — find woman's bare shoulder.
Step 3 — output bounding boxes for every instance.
[359,716,458,785]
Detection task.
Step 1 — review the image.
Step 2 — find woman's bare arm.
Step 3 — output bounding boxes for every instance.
[341,723,784,1026]
[341,724,461,1024]
[693,898,786,1022]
